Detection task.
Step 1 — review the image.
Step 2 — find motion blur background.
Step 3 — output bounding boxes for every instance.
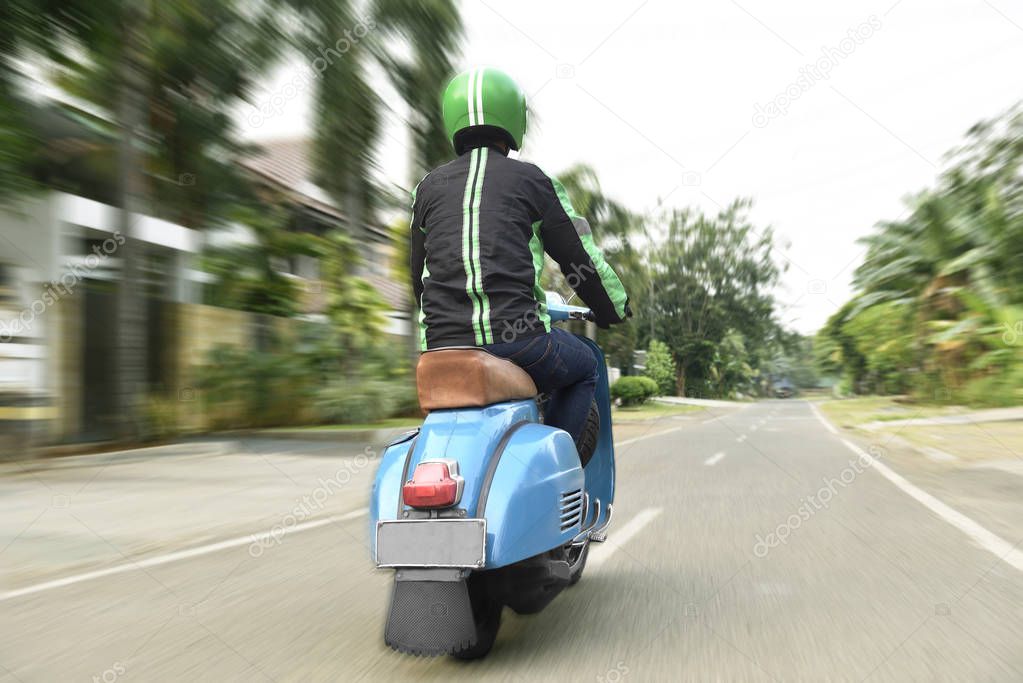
[1,0,1020,446]
[0,1,1022,680]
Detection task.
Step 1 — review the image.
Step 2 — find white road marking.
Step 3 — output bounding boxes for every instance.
[810,402,839,434]
[704,451,727,466]
[736,434,747,443]
[0,426,676,601]
[814,406,1023,572]
[749,424,759,432]
[0,410,763,601]
[839,439,1023,574]
[615,426,684,447]
[589,507,663,569]
[0,508,368,603]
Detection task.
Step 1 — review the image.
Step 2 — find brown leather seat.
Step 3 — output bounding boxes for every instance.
[417,349,538,412]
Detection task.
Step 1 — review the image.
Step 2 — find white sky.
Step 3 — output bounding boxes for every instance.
[239,0,1023,334]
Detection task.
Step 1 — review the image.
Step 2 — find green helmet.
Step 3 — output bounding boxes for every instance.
[442,67,527,155]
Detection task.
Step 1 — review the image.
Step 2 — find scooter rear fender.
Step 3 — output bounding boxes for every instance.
[370,400,539,558]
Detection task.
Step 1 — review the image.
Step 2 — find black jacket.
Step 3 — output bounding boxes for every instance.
[410,144,629,350]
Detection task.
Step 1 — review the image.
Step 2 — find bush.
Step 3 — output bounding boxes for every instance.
[314,378,407,424]
[644,340,676,396]
[198,346,313,429]
[611,376,659,406]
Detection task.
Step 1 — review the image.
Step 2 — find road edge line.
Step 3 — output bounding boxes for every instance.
[809,402,838,434]
[813,404,1023,574]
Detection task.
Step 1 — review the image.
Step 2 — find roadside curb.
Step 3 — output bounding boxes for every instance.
[654,396,745,409]
[0,440,239,472]
[231,427,413,444]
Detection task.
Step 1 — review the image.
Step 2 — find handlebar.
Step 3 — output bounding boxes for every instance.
[547,302,594,323]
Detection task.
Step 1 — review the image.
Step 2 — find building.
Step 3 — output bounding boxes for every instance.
[0,124,409,450]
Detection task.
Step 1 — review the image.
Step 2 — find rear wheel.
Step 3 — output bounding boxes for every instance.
[449,573,502,660]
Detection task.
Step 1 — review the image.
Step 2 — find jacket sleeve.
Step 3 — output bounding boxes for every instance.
[537,172,629,327]
[409,183,426,305]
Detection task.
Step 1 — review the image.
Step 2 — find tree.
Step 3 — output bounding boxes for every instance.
[373,0,463,177]
[709,329,754,397]
[552,164,645,369]
[282,0,463,363]
[285,0,463,249]
[55,0,284,438]
[646,200,782,396]
[824,101,1023,405]
[201,204,322,318]
[0,1,117,202]
[643,340,676,396]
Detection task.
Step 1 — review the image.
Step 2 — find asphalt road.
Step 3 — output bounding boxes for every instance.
[2,400,1022,681]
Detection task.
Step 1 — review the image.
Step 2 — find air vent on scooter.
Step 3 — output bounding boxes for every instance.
[559,488,584,531]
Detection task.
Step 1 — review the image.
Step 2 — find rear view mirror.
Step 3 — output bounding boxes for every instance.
[545,290,566,306]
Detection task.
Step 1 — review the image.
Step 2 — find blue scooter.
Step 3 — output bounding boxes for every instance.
[369,298,615,658]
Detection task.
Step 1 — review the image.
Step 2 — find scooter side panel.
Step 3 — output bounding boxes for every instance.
[369,400,539,558]
[369,435,416,554]
[580,336,615,523]
[482,423,585,568]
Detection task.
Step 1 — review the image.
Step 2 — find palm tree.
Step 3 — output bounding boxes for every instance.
[826,102,1023,402]
[284,0,462,250]
[556,164,645,367]
[373,0,463,177]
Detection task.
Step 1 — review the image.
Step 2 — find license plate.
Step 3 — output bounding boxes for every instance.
[375,519,486,568]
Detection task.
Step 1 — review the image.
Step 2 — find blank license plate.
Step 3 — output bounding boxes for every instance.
[376,519,486,568]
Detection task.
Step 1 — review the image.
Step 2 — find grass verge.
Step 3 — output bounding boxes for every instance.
[817,396,968,430]
[819,396,1023,464]
[612,401,703,423]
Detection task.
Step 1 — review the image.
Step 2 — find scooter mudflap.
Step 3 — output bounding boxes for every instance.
[384,571,477,656]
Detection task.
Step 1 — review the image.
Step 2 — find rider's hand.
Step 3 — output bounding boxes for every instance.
[595,300,632,329]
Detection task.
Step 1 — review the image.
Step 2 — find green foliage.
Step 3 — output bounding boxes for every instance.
[373,0,463,174]
[643,200,783,397]
[198,345,314,429]
[314,377,409,424]
[547,164,647,369]
[842,301,915,394]
[644,340,676,396]
[0,1,119,204]
[197,333,416,429]
[141,394,185,442]
[50,0,283,226]
[286,0,463,236]
[202,204,320,317]
[611,376,659,407]
[820,102,1023,406]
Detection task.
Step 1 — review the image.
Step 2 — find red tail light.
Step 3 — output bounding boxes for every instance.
[403,460,464,509]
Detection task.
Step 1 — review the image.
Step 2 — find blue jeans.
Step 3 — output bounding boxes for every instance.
[483,329,598,443]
